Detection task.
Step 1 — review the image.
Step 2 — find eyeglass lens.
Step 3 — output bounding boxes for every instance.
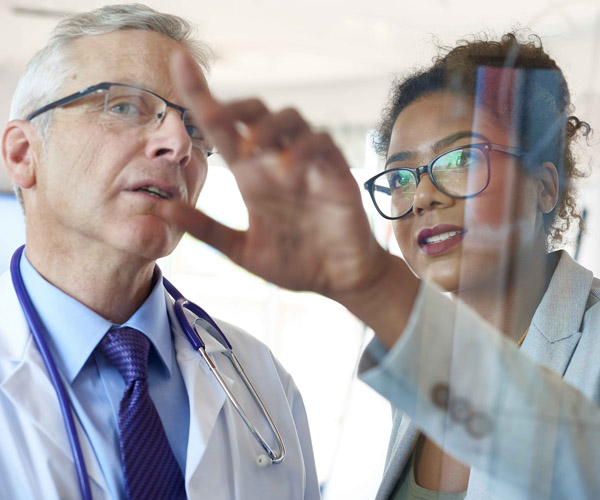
[103,85,212,154]
[371,146,489,218]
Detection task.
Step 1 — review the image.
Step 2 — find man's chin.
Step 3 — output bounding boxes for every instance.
[113,227,183,263]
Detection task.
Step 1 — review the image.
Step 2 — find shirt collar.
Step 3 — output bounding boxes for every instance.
[19,254,173,383]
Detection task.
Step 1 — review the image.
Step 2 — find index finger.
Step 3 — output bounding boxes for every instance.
[170,49,242,163]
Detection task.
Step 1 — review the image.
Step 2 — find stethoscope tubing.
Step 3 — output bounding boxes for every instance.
[10,245,285,500]
[10,245,94,500]
[164,277,286,465]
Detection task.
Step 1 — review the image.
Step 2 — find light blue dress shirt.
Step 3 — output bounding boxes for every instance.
[19,254,190,499]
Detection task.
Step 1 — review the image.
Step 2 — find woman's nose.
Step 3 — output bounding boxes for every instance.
[412,172,454,215]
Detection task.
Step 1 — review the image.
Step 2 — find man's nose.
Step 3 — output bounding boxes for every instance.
[146,109,192,167]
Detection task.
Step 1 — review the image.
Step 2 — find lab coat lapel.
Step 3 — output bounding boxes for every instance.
[0,331,108,496]
[168,298,235,486]
[521,251,592,375]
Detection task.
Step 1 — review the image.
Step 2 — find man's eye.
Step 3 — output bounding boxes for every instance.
[185,123,202,139]
[185,121,213,155]
[109,101,141,115]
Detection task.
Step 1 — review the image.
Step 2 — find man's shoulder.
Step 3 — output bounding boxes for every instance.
[213,317,294,383]
[213,317,272,354]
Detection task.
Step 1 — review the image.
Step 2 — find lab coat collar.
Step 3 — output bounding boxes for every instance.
[166,290,235,486]
[0,270,29,361]
[164,285,230,358]
[0,325,109,495]
[522,250,593,374]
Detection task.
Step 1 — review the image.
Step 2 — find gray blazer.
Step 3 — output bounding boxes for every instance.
[359,251,600,499]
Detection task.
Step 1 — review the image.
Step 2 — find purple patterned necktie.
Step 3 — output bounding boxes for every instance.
[98,327,187,500]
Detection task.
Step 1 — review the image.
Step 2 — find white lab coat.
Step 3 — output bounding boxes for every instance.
[0,270,320,500]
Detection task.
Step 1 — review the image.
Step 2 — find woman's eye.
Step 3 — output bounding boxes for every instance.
[439,150,476,170]
[389,172,412,190]
[390,174,402,188]
[457,151,476,166]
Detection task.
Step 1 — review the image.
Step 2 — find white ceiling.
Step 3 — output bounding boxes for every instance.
[2,0,600,191]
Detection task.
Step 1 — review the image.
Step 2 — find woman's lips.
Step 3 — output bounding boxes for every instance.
[417,224,467,256]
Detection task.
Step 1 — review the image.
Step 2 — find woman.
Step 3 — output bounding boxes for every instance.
[160,33,600,499]
[359,34,596,499]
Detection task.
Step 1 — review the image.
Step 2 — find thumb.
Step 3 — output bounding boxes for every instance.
[156,201,244,260]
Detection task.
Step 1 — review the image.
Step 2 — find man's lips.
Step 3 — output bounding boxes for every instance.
[417,224,467,256]
[126,181,183,201]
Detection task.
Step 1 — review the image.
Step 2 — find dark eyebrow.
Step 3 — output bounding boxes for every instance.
[385,131,491,168]
[433,131,489,151]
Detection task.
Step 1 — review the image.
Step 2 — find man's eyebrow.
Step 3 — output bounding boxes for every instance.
[385,131,491,168]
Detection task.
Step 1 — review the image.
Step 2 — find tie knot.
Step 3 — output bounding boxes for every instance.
[98,327,150,384]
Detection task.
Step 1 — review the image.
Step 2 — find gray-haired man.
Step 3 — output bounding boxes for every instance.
[0,4,319,499]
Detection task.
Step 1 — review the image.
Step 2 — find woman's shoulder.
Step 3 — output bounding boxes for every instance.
[551,250,599,307]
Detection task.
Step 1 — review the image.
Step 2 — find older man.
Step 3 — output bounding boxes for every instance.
[0,4,318,500]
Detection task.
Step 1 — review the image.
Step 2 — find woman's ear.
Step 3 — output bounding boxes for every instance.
[2,120,40,190]
[537,161,559,214]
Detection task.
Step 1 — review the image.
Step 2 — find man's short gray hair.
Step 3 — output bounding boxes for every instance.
[9,3,212,208]
[10,3,212,131]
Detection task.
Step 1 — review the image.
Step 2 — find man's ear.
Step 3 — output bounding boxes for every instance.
[2,120,40,190]
[537,161,559,214]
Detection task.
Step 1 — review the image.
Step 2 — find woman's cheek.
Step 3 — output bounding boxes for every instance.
[393,220,417,262]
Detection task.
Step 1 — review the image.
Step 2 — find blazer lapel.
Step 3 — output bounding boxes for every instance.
[522,251,593,375]
[376,409,420,500]
[168,299,234,487]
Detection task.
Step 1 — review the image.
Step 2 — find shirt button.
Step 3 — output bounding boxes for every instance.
[467,411,494,438]
[431,383,450,409]
[448,396,471,423]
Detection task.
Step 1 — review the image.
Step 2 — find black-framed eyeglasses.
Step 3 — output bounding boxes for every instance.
[26,82,214,158]
[363,142,526,220]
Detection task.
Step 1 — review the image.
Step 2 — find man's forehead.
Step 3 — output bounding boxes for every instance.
[62,29,196,99]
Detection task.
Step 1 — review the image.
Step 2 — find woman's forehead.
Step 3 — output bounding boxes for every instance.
[388,91,511,158]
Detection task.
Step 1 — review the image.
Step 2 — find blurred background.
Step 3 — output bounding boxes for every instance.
[1,0,600,497]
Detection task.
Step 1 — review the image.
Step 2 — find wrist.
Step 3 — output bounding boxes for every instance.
[333,250,420,349]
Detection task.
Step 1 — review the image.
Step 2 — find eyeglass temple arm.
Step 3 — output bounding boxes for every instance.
[490,144,526,157]
[373,184,391,195]
[363,180,391,196]
[26,83,110,121]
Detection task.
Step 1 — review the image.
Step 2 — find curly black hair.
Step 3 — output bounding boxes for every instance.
[373,33,590,247]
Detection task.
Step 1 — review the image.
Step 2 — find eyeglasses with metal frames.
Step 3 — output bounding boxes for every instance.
[26,81,214,158]
[363,142,526,220]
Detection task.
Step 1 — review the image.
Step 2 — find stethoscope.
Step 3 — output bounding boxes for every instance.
[10,245,285,500]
